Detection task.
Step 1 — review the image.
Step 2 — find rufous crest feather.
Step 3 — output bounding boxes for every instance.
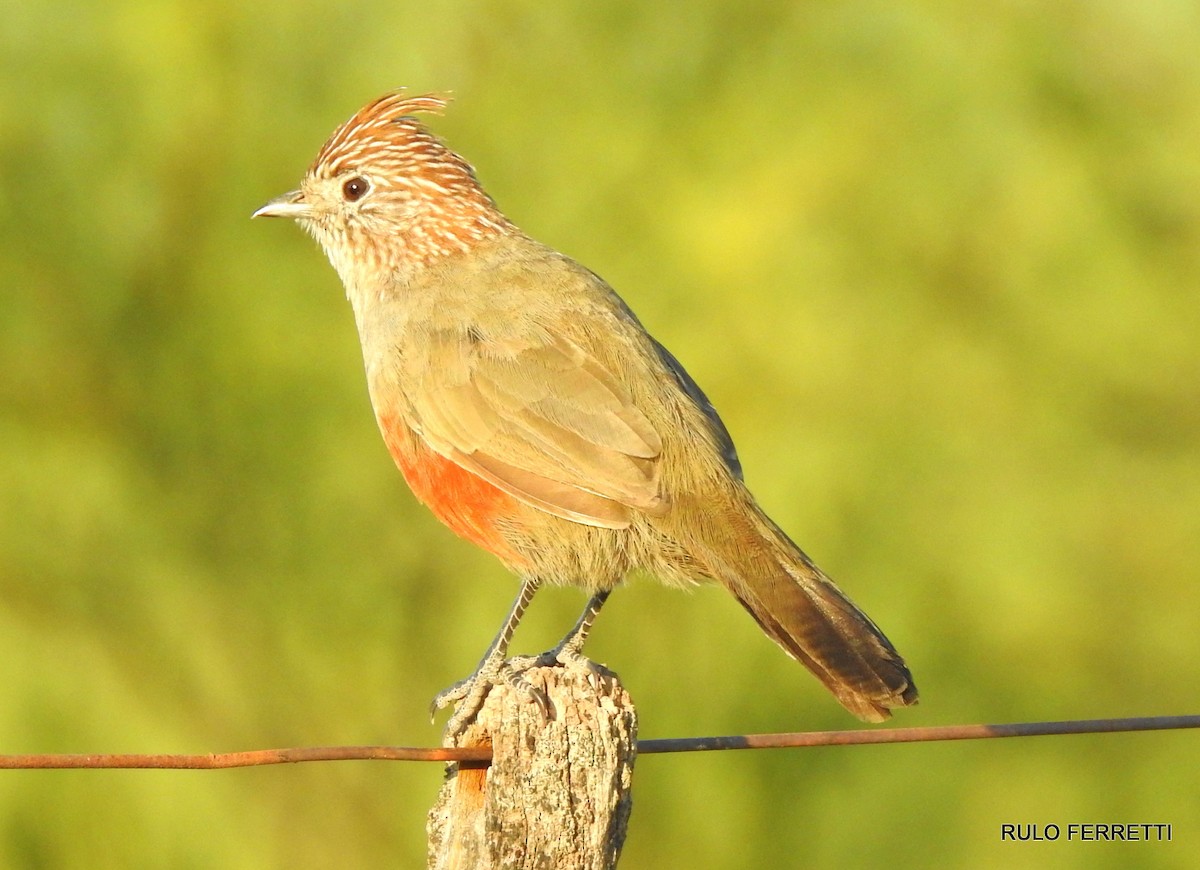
[311,90,452,175]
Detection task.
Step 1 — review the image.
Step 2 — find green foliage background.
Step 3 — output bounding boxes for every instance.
[2,2,1199,867]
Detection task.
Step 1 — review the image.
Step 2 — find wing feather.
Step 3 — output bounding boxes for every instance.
[407,329,664,528]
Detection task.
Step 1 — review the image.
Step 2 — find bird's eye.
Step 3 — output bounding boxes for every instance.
[341,176,370,202]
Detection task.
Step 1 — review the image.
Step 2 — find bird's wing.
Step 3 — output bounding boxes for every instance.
[648,337,742,480]
[408,330,664,529]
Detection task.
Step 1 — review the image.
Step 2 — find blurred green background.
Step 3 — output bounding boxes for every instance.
[2,2,1199,867]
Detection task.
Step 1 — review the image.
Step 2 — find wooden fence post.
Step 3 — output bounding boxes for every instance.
[427,665,637,869]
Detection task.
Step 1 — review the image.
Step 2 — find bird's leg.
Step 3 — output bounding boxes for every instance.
[555,588,611,665]
[509,589,612,671]
[432,577,544,739]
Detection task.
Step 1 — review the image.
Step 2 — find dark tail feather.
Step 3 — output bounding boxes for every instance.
[708,504,918,722]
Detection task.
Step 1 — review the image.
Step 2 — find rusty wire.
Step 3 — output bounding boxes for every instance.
[1,714,1196,770]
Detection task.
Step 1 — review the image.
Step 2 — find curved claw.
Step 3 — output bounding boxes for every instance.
[433,658,554,741]
[503,667,552,719]
[429,678,472,721]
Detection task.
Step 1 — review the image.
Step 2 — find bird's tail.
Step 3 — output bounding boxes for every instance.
[695,493,918,722]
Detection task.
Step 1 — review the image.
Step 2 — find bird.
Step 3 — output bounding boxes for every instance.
[254,90,917,736]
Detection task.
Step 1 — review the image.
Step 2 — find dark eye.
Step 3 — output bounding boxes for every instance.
[341,176,370,202]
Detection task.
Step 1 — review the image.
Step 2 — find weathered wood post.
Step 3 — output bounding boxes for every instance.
[427,665,637,869]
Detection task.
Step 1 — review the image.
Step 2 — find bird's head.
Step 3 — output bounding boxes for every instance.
[254,90,511,291]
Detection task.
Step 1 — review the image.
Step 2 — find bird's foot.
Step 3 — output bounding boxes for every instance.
[431,645,611,743]
[506,635,607,674]
[432,657,551,744]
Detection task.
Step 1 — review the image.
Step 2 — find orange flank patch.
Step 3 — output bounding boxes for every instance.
[376,413,528,569]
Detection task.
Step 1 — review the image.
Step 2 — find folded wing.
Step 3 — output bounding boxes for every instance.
[409,330,664,528]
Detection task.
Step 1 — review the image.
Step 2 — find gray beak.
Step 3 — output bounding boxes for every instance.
[252,190,312,220]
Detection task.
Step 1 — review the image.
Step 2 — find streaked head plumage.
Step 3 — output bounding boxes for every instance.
[254,90,512,287]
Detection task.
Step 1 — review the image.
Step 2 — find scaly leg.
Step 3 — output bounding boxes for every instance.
[433,586,615,740]
[432,577,543,739]
[553,589,611,664]
[508,589,612,671]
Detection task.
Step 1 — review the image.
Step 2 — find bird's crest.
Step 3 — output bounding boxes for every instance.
[299,89,511,271]
[312,90,453,177]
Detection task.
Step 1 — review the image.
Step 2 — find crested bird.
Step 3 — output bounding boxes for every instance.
[254,91,917,735]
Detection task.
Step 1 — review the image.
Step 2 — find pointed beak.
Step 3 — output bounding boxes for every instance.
[252,190,312,220]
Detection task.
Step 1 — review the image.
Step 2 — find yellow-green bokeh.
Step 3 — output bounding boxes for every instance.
[2,2,1198,867]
